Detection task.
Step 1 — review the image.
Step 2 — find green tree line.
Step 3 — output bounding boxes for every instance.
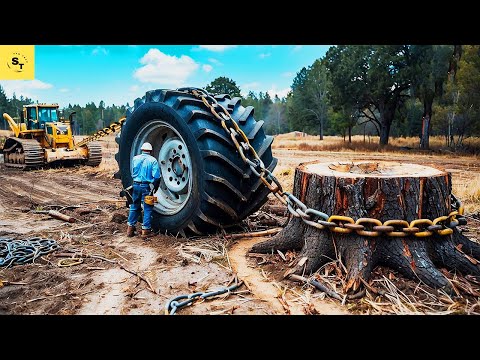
[0,85,128,135]
[64,101,128,135]
[207,45,480,149]
[0,87,34,128]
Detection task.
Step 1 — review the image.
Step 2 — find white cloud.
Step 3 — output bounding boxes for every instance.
[282,71,294,78]
[242,82,260,90]
[59,88,70,93]
[240,82,261,97]
[133,48,199,86]
[259,53,271,59]
[208,58,222,65]
[92,46,108,55]
[0,79,53,98]
[267,86,291,99]
[198,45,237,52]
[129,85,140,92]
[202,64,213,73]
[292,45,303,52]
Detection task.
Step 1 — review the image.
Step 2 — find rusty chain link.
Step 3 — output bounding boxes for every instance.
[165,281,243,315]
[179,87,468,238]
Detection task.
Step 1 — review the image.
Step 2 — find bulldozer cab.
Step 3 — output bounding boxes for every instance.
[25,107,38,130]
[24,104,59,131]
[21,104,74,150]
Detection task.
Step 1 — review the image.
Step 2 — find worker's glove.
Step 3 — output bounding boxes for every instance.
[153,178,161,192]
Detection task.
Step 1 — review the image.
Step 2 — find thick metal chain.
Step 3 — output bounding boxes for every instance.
[0,237,59,267]
[76,117,126,147]
[165,281,243,315]
[180,87,468,238]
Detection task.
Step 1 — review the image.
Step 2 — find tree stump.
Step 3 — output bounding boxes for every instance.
[251,161,480,294]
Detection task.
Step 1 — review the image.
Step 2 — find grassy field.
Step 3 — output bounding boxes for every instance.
[273,133,480,154]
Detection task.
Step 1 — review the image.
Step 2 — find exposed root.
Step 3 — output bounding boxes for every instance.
[251,218,304,253]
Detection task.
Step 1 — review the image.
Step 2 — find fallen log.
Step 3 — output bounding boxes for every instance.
[262,204,288,216]
[34,210,76,223]
[225,227,283,240]
[47,210,76,223]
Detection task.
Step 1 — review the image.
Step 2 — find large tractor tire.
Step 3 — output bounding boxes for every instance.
[115,89,277,236]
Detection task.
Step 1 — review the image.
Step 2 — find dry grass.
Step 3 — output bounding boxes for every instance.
[176,239,228,264]
[292,258,480,315]
[73,134,118,177]
[0,130,13,137]
[176,237,235,275]
[270,167,295,199]
[274,133,480,155]
[0,130,12,150]
[455,174,480,213]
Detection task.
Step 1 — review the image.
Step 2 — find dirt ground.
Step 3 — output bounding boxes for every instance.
[1,140,479,315]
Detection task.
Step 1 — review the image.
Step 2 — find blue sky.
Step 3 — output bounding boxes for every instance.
[0,45,330,107]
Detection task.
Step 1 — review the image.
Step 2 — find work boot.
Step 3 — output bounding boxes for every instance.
[127,225,136,237]
[141,228,154,239]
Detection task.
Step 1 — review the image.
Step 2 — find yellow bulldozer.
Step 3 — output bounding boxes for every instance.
[2,103,124,169]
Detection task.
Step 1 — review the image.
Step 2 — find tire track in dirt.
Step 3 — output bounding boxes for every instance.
[228,237,347,315]
[78,236,258,315]
[229,237,292,314]
[78,236,160,315]
[0,166,123,235]
[0,169,120,206]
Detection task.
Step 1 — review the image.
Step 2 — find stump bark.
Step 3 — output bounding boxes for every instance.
[252,161,480,294]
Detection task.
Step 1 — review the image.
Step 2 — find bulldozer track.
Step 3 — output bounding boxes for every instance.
[85,142,102,166]
[4,138,44,170]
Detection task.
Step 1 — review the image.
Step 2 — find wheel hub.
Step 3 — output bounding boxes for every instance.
[159,138,190,193]
[131,120,193,215]
[172,157,185,176]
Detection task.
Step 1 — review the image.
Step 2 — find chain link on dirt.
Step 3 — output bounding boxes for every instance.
[76,117,126,147]
[178,87,468,238]
[0,237,59,267]
[165,281,243,315]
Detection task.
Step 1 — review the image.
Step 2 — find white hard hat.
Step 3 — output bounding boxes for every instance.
[141,142,153,151]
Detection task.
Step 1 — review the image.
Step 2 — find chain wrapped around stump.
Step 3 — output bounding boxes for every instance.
[250,161,479,295]
[178,88,478,296]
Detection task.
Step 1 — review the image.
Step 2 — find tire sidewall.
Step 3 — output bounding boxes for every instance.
[119,102,203,233]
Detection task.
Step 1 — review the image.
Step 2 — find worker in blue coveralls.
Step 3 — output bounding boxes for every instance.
[126,142,161,239]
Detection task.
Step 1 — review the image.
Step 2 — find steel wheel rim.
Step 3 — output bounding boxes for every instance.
[131,120,192,215]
